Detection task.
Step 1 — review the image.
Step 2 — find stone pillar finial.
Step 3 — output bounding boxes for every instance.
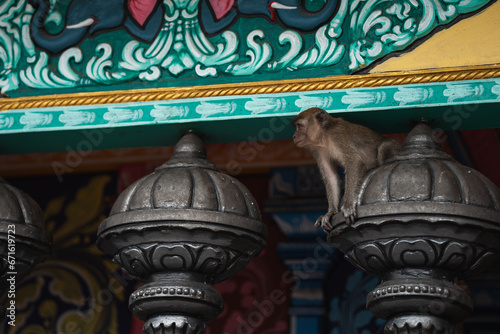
[97,132,267,333]
[328,123,500,333]
[0,178,51,322]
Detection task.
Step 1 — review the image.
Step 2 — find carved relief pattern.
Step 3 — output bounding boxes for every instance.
[328,122,500,334]
[345,237,495,275]
[144,323,197,334]
[348,0,490,71]
[371,283,451,300]
[365,272,474,333]
[143,317,205,334]
[114,243,248,281]
[384,317,449,334]
[131,285,205,302]
[0,0,492,95]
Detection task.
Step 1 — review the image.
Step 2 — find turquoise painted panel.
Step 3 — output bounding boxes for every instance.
[0,78,498,134]
[0,0,492,97]
[1,78,499,154]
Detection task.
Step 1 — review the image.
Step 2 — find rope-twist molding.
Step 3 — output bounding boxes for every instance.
[2,65,500,111]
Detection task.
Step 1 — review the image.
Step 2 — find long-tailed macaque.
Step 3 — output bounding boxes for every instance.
[293,108,400,232]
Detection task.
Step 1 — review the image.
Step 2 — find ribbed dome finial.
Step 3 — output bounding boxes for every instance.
[334,121,500,223]
[104,131,263,224]
[0,177,51,291]
[328,122,500,334]
[0,177,47,232]
[173,132,207,159]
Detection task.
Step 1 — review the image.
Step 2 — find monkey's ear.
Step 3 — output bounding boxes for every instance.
[315,110,330,128]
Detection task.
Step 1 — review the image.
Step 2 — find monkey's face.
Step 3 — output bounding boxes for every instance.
[293,119,310,148]
[293,108,329,149]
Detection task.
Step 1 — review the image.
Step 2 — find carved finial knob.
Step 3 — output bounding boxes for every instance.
[157,132,214,170]
[402,122,441,150]
[172,132,207,159]
[391,122,450,161]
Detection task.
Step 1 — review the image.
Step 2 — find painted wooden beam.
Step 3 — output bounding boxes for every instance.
[0,77,499,154]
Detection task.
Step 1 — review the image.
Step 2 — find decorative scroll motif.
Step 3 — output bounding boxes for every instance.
[0,0,492,96]
[2,64,500,112]
[5,63,500,112]
[114,243,246,281]
[143,315,205,334]
[345,238,495,276]
[384,319,448,334]
[347,0,490,71]
[329,269,384,334]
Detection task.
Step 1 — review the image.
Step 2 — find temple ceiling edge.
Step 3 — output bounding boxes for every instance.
[0,0,499,155]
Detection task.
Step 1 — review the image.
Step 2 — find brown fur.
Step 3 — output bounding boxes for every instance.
[293,107,400,232]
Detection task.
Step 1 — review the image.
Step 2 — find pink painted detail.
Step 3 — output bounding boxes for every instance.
[268,3,277,21]
[128,0,159,26]
[208,0,235,20]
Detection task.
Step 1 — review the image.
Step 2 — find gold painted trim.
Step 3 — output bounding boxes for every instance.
[2,64,500,111]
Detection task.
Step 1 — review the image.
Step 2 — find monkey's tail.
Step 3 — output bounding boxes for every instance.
[377,140,401,165]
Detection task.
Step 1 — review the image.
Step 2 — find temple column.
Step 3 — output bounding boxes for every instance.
[328,123,500,333]
[0,178,51,323]
[97,133,267,333]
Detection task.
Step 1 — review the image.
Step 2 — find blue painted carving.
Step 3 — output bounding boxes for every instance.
[199,0,340,35]
[29,0,164,54]
[328,265,384,334]
[268,167,329,238]
[269,167,326,198]
[268,167,339,334]
[268,167,385,334]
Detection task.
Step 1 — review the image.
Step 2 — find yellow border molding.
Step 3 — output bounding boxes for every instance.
[2,64,500,111]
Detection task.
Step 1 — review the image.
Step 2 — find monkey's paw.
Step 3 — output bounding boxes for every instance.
[314,211,336,234]
[341,202,358,225]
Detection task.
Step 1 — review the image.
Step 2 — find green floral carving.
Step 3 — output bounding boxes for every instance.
[0,0,493,96]
[0,0,28,92]
[348,0,490,71]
